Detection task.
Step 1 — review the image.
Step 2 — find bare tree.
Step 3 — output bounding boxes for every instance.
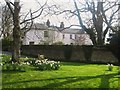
[50,0,119,45]
[5,0,49,63]
[74,0,119,45]
[0,5,13,38]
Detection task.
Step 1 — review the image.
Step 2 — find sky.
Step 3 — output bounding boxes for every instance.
[0,0,90,28]
[0,0,119,41]
[20,0,81,28]
[0,0,119,28]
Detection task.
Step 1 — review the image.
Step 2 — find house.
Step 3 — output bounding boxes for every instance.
[61,28,86,45]
[22,23,62,45]
[22,21,93,45]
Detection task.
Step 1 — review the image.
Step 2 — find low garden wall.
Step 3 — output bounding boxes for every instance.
[21,45,118,64]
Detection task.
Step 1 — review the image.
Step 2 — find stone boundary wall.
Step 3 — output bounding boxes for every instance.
[21,45,118,64]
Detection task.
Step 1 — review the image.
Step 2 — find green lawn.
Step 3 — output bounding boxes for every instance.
[2,62,120,89]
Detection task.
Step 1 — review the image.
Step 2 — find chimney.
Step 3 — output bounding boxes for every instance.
[60,22,64,28]
[46,19,50,27]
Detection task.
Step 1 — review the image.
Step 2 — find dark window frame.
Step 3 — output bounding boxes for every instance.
[70,34,72,39]
[29,41,34,45]
[63,34,65,39]
[44,31,49,37]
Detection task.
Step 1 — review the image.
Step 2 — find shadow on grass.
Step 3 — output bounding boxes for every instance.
[61,62,90,66]
[61,62,107,67]
[42,73,119,89]
[2,71,26,74]
[3,72,119,89]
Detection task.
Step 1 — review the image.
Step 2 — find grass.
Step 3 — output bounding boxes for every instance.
[2,62,120,89]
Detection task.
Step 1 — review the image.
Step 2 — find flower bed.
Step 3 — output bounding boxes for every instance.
[29,55,60,70]
[0,54,60,71]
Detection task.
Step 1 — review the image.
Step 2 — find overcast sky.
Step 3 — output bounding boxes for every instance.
[20,0,81,28]
[0,0,92,28]
[0,0,119,28]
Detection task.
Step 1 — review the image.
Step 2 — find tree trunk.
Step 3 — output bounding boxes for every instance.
[12,1,21,63]
[97,28,103,45]
[96,2,103,45]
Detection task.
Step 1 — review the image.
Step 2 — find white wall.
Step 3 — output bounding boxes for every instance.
[22,29,90,45]
[62,34,76,45]
[73,34,93,45]
[22,29,62,45]
[22,30,43,45]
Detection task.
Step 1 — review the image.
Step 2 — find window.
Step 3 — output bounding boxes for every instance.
[44,31,48,37]
[70,34,72,39]
[29,42,34,45]
[75,34,77,39]
[63,34,65,39]
[70,43,73,45]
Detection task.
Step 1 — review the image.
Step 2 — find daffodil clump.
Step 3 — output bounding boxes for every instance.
[33,55,60,70]
[0,54,60,71]
[0,55,30,72]
[107,63,113,71]
[1,61,29,72]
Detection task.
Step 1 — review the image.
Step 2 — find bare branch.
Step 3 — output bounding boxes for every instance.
[21,11,30,24]
[26,9,34,32]
[20,1,47,24]
[53,9,78,16]
[32,1,47,14]
[21,9,33,33]
[5,0,14,15]
[109,6,120,24]
[10,2,15,6]
[20,22,29,30]
[20,9,43,24]
[104,1,119,12]
[59,24,81,31]
[102,2,119,32]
